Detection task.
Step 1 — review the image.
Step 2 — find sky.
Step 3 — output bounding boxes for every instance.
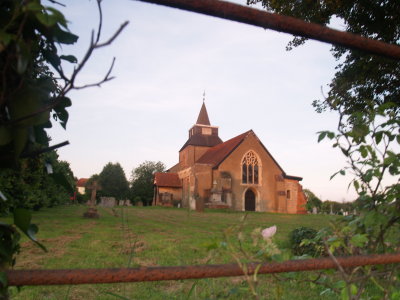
[47,0,358,202]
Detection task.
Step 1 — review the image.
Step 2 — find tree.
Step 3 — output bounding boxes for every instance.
[248,1,400,298]
[303,188,322,212]
[130,161,165,206]
[0,1,127,293]
[98,162,129,200]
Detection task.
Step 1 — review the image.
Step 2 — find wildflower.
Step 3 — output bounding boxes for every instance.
[261,225,277,240]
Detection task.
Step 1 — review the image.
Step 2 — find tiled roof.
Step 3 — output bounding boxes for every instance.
[196,130,251,168]
[196,102,210,125]
[154,172,182,187]
[179,134,223,151]
[76,178,89,187]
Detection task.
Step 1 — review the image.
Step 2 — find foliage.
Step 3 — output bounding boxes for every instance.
[0,0,127,297]
[130,161,165,206]
[247,0,400,298]
[0,150,75,213]
[289,226,322,257]
[98,162,129,200]
[303,189,322,212]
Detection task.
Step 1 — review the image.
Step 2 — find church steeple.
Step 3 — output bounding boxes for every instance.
[179,96,222,152]
[196,102,211,125]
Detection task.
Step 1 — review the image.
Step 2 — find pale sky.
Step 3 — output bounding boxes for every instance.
[48,0,358,202]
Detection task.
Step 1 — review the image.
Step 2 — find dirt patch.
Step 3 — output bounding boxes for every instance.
[163,280,184,294]
[14,221,97,269]
[131,257,157,267]
[15,234,81,269]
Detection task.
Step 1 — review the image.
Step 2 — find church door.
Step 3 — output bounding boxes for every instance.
[245,189,256,211]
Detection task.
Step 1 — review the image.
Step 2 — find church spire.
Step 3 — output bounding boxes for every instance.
[196,100,211,126]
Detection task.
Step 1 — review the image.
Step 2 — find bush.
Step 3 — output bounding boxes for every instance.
[289,227,322,257]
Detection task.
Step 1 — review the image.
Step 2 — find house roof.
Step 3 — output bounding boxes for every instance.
[196,130,251,168]
[76,178,89,187]
[196,102,211,125]
[154,172,182,188]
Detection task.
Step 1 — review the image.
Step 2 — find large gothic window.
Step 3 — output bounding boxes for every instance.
[242,151,259,184]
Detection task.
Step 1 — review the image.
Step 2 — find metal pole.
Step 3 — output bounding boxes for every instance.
[7,253,400,286]
[135,0,400,60]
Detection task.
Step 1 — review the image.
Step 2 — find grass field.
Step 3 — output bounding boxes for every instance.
[4,205,337,299]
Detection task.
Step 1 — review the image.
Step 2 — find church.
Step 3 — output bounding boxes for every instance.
[153,102,307,214]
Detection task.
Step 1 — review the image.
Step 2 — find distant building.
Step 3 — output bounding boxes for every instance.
[76,178,89,195]
[153,102,306,214]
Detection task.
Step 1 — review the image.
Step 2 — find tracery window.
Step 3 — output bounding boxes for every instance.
[242,151,259,184]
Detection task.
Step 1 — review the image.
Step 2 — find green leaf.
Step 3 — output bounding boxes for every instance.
[53,28,79,45]
[13,208,31,233]
[43,49,61,68]
[359,146,368,158]
[391,291,400,300]
[396,135,400,145]
[353,180,359,191]
[350,284,357,295]
[327,131,335,139]
[13,209,47,252]
[25,2,43,12]
[36,11,58,27]
[56,109,69,129]
[60,55,78,64]
[55,96,72,108]
[341,287,349,300]
[350,234,368,247]
[45,7,68,29]
[375,131,383,144]
[317,131,326,142]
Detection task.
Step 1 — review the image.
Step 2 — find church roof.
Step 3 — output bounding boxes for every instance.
[179,134,223,151]
[196,130,251,167]
[195,130,302,180]
[196,102,211,125]
[154,172,182,187]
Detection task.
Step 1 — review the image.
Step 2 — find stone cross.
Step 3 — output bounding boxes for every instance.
[87,181,101,206]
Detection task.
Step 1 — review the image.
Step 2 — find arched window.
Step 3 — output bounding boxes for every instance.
[242,151,259,184]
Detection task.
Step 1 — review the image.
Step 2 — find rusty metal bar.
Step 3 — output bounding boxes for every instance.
[135,0,400,60]
[7,253,400,286]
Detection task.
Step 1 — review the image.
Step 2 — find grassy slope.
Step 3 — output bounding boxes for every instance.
[4,205,336,300]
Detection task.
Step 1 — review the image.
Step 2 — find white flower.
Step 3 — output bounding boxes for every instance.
[261,225,277,240]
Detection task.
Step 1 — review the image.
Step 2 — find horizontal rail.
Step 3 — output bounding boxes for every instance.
[7,253,400,286]
[135,0,400,60]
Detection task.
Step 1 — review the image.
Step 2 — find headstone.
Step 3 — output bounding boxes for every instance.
[312,207,318,214]
[99,197,116,207]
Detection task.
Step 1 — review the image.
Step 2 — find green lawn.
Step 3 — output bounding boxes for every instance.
[5,205,336,299]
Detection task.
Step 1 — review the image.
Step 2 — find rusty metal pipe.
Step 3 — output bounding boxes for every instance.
[7,253,400,286]
[134,0,400,60]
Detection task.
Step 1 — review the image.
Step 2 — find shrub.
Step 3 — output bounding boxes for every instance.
[289,227,321,257]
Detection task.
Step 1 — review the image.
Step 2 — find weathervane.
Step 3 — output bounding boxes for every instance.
[203,90,206,103]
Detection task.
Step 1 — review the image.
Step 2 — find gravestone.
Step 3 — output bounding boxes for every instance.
[99,197,116,207]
